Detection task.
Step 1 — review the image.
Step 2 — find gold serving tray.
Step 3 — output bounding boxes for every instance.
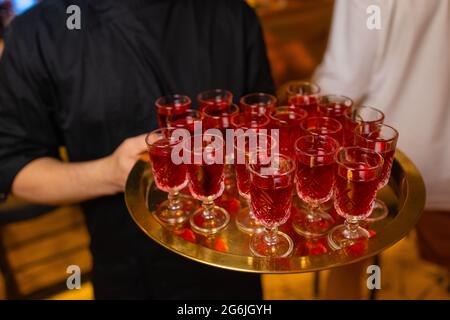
[125,150,425,273]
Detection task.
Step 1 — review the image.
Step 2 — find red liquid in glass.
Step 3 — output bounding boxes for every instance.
[289,95,319,117]
[334,163,379,219]
[157,103,189,128]
[235,163,250,198]
[271,112,304,156]
[344,119,383,147]
[356,132,396,188]
[203,109,235,131]
[317,103,350,123]
[296,162,336,204]
[148,139,187,192]
[199,98,230,112]
[343,121,357,146]
[250,166,294,227]
[169,117,197,133]
[188,163,225,199]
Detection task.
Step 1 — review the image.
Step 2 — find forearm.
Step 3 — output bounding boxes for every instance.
[11,157,119,206]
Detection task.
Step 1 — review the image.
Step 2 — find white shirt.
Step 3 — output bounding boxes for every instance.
[314,0,450,210]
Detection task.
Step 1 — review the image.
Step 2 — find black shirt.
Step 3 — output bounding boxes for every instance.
[0,0,273,299]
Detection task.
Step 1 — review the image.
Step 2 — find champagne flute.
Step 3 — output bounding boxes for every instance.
[354,124,399,222]
[328,147,384,250]
[186,132,230,234]
[146,128,191,225]
[155,94,191,128]
[293,135,339,238]
[248,153,296,257]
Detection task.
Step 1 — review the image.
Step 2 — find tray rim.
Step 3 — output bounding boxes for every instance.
[125,149,426,274]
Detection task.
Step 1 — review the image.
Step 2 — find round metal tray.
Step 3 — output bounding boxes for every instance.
[125,150,425,273]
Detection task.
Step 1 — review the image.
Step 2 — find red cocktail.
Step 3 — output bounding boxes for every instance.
[233,131,275,234]
[186,133,229,234]
[240,93,277,116]
[300,116,343,144]
[197,89,233,112]
[317,95,353,126]
[269,106,308,157]
[202,103,239,190]
[355,124,399,222]
[248,154,296,257]
[287,81,320,117]
[231,112,270,132]
[167,109,202,133]
[342,106,384,146]
[188,163,225,199]
[149,139,187,191]
[293,135,339,238]
[155,95,191,128]
[146,128,191,225]
[232,113,271,197]
[328,147,383,250]
[202,103,240,133]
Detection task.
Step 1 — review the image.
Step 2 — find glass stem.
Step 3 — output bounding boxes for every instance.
[246,198,255,218]
[308,203,320,220]
[264,226,279,245]
[202,200,215,220]
[167,190,181,211]
[344,217,359,236]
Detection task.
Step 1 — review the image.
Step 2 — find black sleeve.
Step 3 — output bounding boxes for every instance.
[0,18,61,195]
[243,2,274,95]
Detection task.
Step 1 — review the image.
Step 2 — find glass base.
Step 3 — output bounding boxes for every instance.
[154,197,195,225]
[292,208,335,238]
[250,231,293,258]
[235,207,265,234]
[327,223,370,251]
[365,198,389,223]
[190,206,230,235]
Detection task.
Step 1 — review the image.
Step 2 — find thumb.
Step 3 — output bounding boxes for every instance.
[129,133,149,154]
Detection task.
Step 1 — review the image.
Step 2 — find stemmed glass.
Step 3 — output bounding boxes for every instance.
[248,153,296,257]
[155,95,191,128]
[287,81,320,116]
[342,106,385,146]
[197,89,233,111]
[300,116,343,211]
[355,124,399,222]
[300,116,343,144]
[186,132,230,235]
[202,103,240,189]
[317,95,353,126]
[292,135,339,237]
[240,93,277,116]
[145,128,191,225]
[233,130,275,234]
[328,147,384,250]
[269,106,308,157]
